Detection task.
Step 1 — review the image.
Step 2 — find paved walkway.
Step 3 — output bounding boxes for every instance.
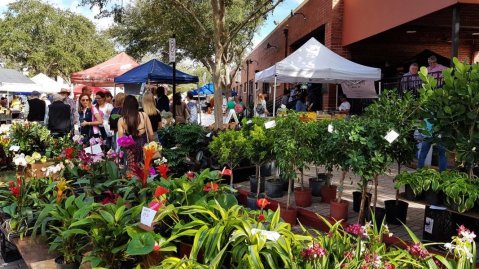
[237,164,426,241]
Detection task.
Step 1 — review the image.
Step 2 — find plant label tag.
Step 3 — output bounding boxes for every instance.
[83,144,102,155]
[264,120,276,129]
[246,120,253,125]
[384,130,399,143]
[327,124,334,133]
[9,145,20,152]
[424,217,433,234]
[206,132,212,138]
[140,207,157,227]
[170,146,177,150]
[251,228,280,241]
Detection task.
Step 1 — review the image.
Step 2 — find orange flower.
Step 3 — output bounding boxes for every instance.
[256,198,270,209]
[142,146,156,187]
[154,186,169,197]
[203,182,219,192]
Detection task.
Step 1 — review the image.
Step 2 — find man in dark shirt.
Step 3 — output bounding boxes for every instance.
[26,91,47,123]
[46,94,71,137]
[156,86,170,112]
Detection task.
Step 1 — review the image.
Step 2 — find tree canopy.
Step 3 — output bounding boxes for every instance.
[0,0,116,80]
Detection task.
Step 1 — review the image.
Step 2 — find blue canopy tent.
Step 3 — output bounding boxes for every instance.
[114,59,199,84]
[191,83,214,96]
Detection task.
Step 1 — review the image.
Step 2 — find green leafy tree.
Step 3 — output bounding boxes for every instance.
[82,0,283,127]
[420,59,479,177]
[0,0,115,80]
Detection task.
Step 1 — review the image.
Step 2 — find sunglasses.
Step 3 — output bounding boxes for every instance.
[81,99,90,102]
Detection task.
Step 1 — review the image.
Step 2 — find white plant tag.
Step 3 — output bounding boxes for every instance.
[9,145,20,152]
[206,132,212,138]
[384,130,399,143]
[251,228,280,241]
[246,120,253,125]
[140,207,157,227]
[424,217,434,234]
[170,146,177,150]
[264,120,276,129]
[83,144,102,155]
[327,124,334,133]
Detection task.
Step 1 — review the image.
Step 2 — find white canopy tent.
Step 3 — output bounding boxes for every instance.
[255,38,381,116]
[31,73,69,93]
[0,68,42,94]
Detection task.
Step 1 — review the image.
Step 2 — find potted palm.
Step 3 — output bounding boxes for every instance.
[242,118,274,209]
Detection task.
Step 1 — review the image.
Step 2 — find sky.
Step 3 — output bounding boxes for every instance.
[0,0,304,40]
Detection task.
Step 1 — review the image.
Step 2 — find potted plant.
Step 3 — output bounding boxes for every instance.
[209,128,250,188]
[440,170,479,213]
[272,112,304,224]
[293,119,315,207]
[364,89,418,224]
[242,118,274,209]
[33,194,97,269]
[308,120,333,197]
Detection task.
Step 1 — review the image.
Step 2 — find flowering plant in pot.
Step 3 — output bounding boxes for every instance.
[209,128,250,187]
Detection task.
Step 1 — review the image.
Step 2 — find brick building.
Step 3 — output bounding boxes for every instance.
[232,0,479,112]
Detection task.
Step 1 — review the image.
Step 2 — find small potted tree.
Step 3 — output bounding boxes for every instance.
[309,120,333,197]
[209,128,250,188]
[293,120,314,207]
[242,118,274,209]
[364,89,418,224]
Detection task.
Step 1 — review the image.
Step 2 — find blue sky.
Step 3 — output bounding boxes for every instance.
[0,0,304,48]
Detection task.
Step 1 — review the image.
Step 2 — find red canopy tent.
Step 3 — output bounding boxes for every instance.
[70,52,139,87]
[73,85,109,95]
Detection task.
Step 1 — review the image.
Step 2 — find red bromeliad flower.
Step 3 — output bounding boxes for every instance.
[258,213,265,222]
[8,179,21,198]
[256,198,270,209]
[186,171,195,180]
[154,186,169,198]
[100,190,121,205]
[156,164,169,179]
[153,242,160,252]
[203,182,219,192]
[149,200,163,211]
[64,147,74,159]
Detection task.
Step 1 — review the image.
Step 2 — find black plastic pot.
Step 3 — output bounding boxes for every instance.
[260,162,276,177]
[249,176,265,194]
[353,191,372,213]
[309,177,326,197]
[366,207,386,228]
[265,180,284,198]
[404,184,423,201]
[55,257,80,269]
[246,194,259,210]
[424,190,443,205]
[384,200,409,225]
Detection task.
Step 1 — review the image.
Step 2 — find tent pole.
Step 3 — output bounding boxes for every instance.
[335,84,339,110]
[378,81,382,96]
[272,75,277,117]
[198,83,201,125]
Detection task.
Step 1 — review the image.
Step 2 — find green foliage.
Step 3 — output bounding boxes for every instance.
[0,0,115,79]
[394,168,442,195]
[33,194,97,264]
[420,59,479,176]
[7,122,52,155]
[364,90,419,169]
[440,170,479,213]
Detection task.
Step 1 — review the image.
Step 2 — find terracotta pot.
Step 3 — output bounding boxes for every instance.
[320,185,337,203]
[280,206,297,226]
[330,199,349,222]
[294,187,312,207]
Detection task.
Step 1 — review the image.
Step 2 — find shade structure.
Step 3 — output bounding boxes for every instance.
[73,84,108,95]
[191,83,214,96]
[31,73,69,93]
[255,38,381,84]
[70,52,139,87]
[0,68,42,93]
[114,59,199,84]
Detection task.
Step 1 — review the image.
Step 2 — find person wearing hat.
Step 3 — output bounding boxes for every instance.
[25,90,47,124]
[46,94,71,137]
[60,88,78,130]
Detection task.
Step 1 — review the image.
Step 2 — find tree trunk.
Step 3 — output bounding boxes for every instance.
[286,179,292,209]
[373,174,378,210]
[212,56,224,129]
[357,178,368,224]
[256,164,261,198]
[300,167,304,190]
[396,161,401,202]
[336,170,347,203]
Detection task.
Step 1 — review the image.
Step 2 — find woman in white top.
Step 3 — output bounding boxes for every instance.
[95,91,114,148]
[255,93,268,118]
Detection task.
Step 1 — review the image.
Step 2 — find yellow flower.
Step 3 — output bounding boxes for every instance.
[32,152,41,161]
[25,155,35,164]
[144,141,162,152]
[56,178,70,204]
[40,156,47,163]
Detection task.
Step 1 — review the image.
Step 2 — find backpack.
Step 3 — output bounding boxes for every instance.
[234,103,243,114]
[255,104,265,115]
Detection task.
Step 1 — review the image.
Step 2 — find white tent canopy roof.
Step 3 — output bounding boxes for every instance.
[0,68,42,93]
[31,73,68,93]
[255,38,381,83]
